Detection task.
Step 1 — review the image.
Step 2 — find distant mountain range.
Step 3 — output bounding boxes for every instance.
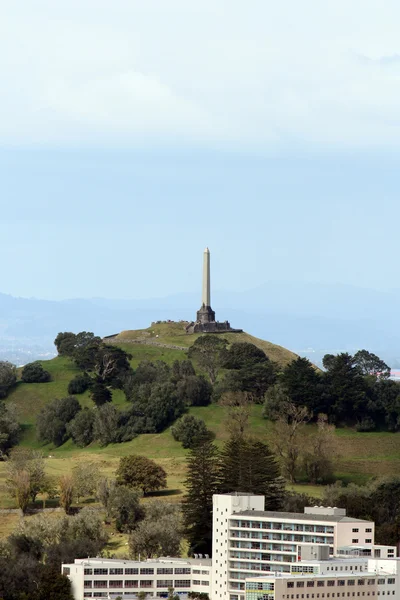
[1,281,399,367]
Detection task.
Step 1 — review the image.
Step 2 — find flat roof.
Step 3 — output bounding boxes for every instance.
[233,511,370,523]
[69,558,212,566]
[245,572,392,581]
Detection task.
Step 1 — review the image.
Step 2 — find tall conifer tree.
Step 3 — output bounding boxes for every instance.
[219,437,285,510]
[182,438,220,556]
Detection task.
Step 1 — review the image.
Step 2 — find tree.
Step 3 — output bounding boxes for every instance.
[219,391,251,438]
[21,362,51,384]
[270,402,311,483]
[353,349,390,379]
[107,485,144,532]
[172,360,196,381]
[302,414,338,484]
[262,383,291,420]
[188,336,228,384]
[96,477,117,518]
[176,376,212,406]
[67,373,92,395]
[6,448,45,503]
[7,470,31,514]
[94,345,132,387]
[59,475,74,514]
[72,462,100,501]
[129,501,182,558]
[0,362,17,399]
[32,569,74,600]
[182,438,220,555]
[90,381,112,406]
[219,437,285,510]
[67,408,95,447]
[37,396,81,446]
[220,343,277,401]
[93,403,120,446]
[171,415,214,448]
[322,353,369,425]
[126,381,185,433]
[116,455,167,495]
[280,357,322,413]
[222,342,269,369]
[0,402,20,455]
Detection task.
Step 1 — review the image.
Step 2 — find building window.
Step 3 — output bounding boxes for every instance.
[328,582,335,587]
[368,581,376,586]
[365,540,372,544]
[352,540,359,544]
[297,583,305,588]
[318,582,325,587]
[157,580,172,588]
[377,580,385,586]
[352,529,359,533]
[125,581,138,588]
[140,581,153,588]
[125,568,139,575]
[348,581,355,586]
[175,568,191,575]
[358,581,365,586]
[84,581,92,588]
[158,569,174,575]
[94,581,108,588]
[109,568,123,575]
[84,569,93,575]
[174,580,191,587]
[307,582,315,588]
[62,567,70,575]
[110,581,123,588]
[338,582,345,587]
[94,569,108,575]
[387,579,395,585]
[140,569,154,575]
[365,529,372,533]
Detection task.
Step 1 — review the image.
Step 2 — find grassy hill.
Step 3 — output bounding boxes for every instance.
[2,322,400,515]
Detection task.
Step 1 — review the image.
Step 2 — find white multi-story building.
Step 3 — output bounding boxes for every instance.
[63,557,212,599]
[212,493,396,600]
[63,494,397,600]
[245,558,400,600]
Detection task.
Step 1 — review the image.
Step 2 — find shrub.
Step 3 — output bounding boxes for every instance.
[37,397,81,446]
[0,361,17,398]
[21,362,51,384]
[67,373,91,395]
[90,382,112,406]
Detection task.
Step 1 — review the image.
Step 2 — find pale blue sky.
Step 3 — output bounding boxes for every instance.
[1,1,400,300]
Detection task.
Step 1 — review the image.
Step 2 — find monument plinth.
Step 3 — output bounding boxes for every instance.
[186,248,242,334]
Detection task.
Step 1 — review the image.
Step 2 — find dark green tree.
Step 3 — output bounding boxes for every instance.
[67,409,95,447]
[21,362,51,384]
[172,360,196,381]
[37,397,81,446]
[281,357,322,413]
[93,404,120,446]
[176,375,212,406]
[0,402,20,455]
[90,381,112,407]
[67,373,92,395]
[0,361,17,399]
[116,455,167,495]
[171,415,214,448]
[219,437,285,510]
[353,350,390,379]
[182,438,220,555]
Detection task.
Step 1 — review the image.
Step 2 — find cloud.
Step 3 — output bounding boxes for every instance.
[2,0,400,148]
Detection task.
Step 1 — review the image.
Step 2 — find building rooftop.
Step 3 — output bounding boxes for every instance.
[233,510,371,523]
[70,557,212,567]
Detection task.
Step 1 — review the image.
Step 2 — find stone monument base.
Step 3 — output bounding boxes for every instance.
[185,320,242,334]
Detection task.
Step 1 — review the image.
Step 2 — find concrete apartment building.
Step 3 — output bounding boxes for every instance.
[63,493,397,600]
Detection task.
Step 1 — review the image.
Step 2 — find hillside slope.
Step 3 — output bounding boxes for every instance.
[109,321,299,367]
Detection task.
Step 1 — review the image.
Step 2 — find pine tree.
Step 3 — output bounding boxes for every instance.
[220,436,285,510]
[182,439,220,556]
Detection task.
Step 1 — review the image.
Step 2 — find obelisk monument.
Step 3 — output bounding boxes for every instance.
[185,247,242,334]
[202,247,211,307]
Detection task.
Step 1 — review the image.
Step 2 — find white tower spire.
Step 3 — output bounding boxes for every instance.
[202,247,211,307]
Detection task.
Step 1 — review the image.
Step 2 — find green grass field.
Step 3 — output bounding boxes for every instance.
[2,323,400,520]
